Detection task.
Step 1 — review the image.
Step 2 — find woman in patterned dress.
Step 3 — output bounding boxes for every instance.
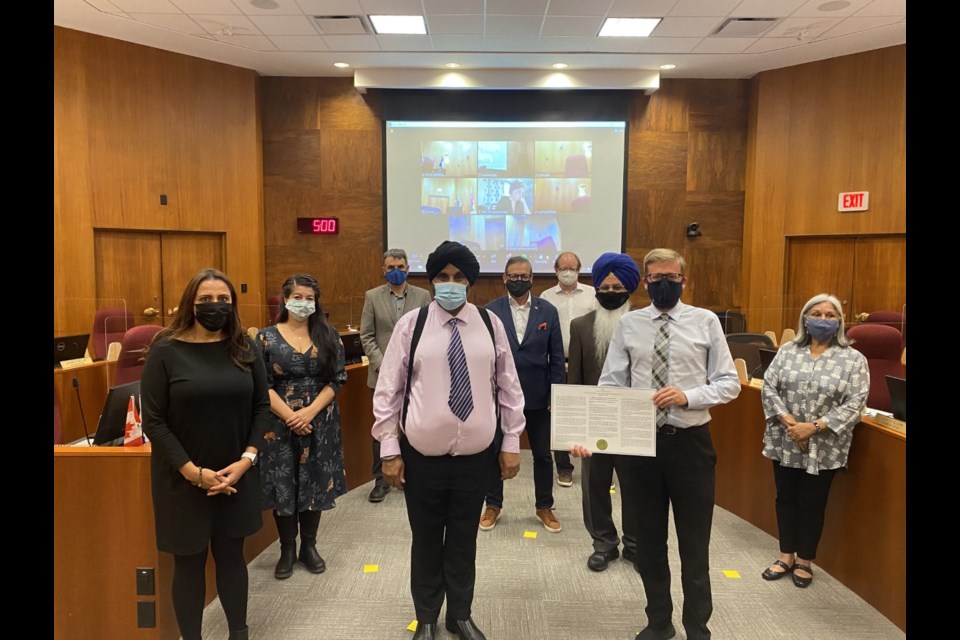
[256,274,347,580]
[759,293,869,588]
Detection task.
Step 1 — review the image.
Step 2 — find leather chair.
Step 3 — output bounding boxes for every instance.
[91,306,134,361]
[726,333,775,378]
[846,324,905,413]
[114,325,164,386]
[863,310,906,344]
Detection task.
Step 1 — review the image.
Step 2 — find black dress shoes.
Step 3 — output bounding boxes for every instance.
[587,547,620,572]
[761,559,794,581]
[412,622,437,640]
[792,563,813,588]
[445,617,487,640]
[298,544,326,573]
[368,483,390,503]
[635,622,677,640]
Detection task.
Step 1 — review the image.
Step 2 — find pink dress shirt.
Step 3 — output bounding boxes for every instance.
[372,301,526,458]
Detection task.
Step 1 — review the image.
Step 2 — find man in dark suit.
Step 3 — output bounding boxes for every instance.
[481,256,566,533]
[359,248,432,503]
[567,253,642,572]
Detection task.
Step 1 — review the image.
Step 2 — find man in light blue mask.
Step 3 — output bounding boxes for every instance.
[359,248,432,503]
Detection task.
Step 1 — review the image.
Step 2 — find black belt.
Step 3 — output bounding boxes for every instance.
[657,423,709,435]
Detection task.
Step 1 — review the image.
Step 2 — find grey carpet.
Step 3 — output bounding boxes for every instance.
[200,451,904,640]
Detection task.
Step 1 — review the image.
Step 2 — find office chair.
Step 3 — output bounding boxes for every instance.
[847,324,905,413]
[114,325,163,386]
[91,306,134,360]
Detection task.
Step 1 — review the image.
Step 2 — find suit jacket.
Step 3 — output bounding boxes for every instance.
[359,283,433,388]
[485,294,565,410]
[568,310,605,386]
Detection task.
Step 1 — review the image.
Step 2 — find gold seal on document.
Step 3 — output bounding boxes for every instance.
[596,439,608,451]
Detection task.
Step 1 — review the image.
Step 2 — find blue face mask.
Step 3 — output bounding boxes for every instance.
[805,317,840,343]
[285,299,315,320]
[434,282,468,310]
[385,269,408,286]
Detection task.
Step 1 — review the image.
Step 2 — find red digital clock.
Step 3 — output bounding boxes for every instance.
[296,217,339,235]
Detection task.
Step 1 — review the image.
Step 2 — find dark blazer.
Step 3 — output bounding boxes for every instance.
[568,310,604,386]
[485,294,565,410]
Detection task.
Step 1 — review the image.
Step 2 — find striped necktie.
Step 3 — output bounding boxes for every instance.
[447,318,474,421]
[652,313,670,428]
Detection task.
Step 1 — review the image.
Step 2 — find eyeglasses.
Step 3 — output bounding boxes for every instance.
[597,285,627,293]
[644,273,683,283]
[506,274,532,282]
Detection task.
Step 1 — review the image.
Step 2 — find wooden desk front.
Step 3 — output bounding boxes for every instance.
[711,385,906,632]
[53,360,118,444]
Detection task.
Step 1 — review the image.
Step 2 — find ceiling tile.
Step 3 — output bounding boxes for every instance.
[170,0,238,14]
[109,0,180,13]
[486,15,544,36]
[194,13,259,35]
[607,0,675,18]
[269,34,330,49]
[235,0,304,15]
[314,16,367,33]
[486,0,548,16]
[483,35,541,51]
[640,36,701,53]
[536,36,597,52]
[653,16,725,37]
[376,34,432,50]
[85,0,126,13]
[426,14,484,35]
[296,0,363,15]
[765,16,840,38]
[546,0,612,17]
[668,0,739,16]
[820,15,902,37]
[691,36,757,53]
[730,0,806,18]
[541,16,604,37]
[322,34,382,49]
[854,0,907,17]
[743,37,801,53]
[359,0,423,15]
[589,37,646,53]
[213,34,278,49]
[423,0,484,15]
[130,12,207,34]
[249,15,318,34]
[430,35,485,50]
[793,0,873,18]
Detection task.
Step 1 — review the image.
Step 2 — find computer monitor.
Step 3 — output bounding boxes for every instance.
[755,348,778,379]
[93,381,141,446]
[885,375,906,422]
[54,334,90,368]
[340,332,365,366]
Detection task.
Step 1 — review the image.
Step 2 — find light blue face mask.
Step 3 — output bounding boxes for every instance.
[434,282,468,310]
[285,299,316,320]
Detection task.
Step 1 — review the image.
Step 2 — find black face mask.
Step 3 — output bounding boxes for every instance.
[646,280,683,310]
[195,302,233,332]
[596,291,631,310]
[505,280,532,298]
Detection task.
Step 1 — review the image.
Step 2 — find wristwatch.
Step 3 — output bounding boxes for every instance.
[241,451,258,466]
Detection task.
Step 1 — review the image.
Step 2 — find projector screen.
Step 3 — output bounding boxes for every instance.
[385,120,626,275]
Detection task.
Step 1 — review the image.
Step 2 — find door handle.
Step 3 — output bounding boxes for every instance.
[143,307,160,318]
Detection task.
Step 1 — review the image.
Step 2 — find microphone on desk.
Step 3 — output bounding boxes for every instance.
[72,376,93,445]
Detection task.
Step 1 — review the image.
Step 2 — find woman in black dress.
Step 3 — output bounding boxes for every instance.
[256,274,347,579]
[141,268,271,640]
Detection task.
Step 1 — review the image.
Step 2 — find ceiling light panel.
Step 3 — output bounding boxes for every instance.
[369,15,427,35]
[599,18,662,37]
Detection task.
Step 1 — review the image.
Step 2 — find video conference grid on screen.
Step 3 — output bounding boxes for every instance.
[385,121,626,274]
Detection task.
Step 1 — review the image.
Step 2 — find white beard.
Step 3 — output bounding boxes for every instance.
[593,303,631,368]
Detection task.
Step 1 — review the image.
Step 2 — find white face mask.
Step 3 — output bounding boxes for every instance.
[558,269,578,286]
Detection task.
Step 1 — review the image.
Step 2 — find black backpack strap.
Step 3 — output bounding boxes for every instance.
[477,308,501,429]
[401,305,431,429]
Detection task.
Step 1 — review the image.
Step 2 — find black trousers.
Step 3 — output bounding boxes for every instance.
[172,536,248,640]
[629,424,716,640]
[554,450,574,474]
[582,453,638,554]
[401,436,493,623]
[370,388,388,486]
[485,408,554,510]
[772,461,839,559]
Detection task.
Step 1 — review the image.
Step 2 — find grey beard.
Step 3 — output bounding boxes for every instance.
[593,302,631,368]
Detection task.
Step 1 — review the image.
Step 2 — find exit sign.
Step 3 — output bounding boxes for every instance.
[838,191,869,212]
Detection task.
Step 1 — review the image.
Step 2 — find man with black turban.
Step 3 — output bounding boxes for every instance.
[372,241,527,640]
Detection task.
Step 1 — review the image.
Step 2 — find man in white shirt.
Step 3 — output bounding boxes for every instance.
[539,252,596,487]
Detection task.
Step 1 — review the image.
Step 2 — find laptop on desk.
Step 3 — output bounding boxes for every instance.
[885,375,906,422]
[755,348,778,379]
[54,334,90,368]
[340,332,366,366]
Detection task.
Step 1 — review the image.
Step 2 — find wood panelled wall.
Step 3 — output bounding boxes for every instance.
[742,45,906,333]
[261,79,747,325]
[54,27,266,334]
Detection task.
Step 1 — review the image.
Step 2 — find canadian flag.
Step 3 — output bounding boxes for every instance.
[123,395,143,446]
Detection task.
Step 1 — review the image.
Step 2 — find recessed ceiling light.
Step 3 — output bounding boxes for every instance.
[444,62,462,69]
[552,63,569,69]
[333,62,350,68]
[249,0,279,9]
[369,15,427,35]
[818,1,851,11]
[598,18,661,37]
[660,64,676,70]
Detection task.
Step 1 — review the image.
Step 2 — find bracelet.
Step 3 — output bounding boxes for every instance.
[813,421,822,433]
[197,467,204,487]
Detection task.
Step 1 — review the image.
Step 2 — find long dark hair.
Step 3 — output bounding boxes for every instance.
[154,268,254,370]
[277,274,338,381]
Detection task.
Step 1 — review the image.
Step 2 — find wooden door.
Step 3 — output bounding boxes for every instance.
[94,231,164,325]
[784,237,856,328]
[159,233,224,321]
[852,235,906,318]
